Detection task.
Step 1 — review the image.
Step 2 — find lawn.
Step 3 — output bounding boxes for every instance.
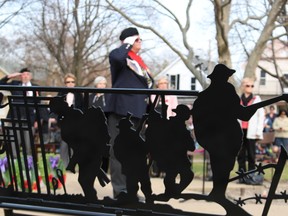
[191,151,288,182]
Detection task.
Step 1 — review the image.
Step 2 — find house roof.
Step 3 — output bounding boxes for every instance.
[156,56,214,80]
[156,57,182,78]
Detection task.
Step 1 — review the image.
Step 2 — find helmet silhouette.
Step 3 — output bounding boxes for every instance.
[172,104,191,120]
[207,64,236,80]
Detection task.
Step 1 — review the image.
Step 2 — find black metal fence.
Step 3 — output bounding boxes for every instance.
[0,85,286,216]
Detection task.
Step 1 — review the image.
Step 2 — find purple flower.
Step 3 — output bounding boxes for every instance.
[27,156,34,170]
[49,156,59,169]
[0,157,7,173]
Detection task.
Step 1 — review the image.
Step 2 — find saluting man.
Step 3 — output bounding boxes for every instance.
[105,27,154,200]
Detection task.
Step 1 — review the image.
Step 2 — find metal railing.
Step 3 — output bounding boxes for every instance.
[0,85,286,216]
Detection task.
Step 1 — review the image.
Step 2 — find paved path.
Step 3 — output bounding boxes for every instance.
[1,172,288,216]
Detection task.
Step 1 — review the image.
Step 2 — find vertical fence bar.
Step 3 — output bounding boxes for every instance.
[262,146,288,216]
[35,96,50,194]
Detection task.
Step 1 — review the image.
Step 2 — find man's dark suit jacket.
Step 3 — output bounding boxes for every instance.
[104,43,154,119]
[0,76,38,123]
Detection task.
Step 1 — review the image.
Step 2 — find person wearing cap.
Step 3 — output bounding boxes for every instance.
[162,104,195,196]
[0,68,38,157]
[192,64,263,201]
[104,27,154,199]
[0,67,35,95]
[237,77,264,185]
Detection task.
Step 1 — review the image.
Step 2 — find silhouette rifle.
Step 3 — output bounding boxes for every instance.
[97,168,110,187]
[239,94,288,121]
[136,113,149,135]
[149,94,168,119]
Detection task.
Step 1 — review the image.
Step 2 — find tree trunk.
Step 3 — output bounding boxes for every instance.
[244,0,287,79]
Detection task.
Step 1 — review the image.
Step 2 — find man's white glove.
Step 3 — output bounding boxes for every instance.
[123,35,139,45]
[7,72,22,79]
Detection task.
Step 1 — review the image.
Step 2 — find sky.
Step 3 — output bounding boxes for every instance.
[0,0,266,78]
[159,0,249,76]
[1,0,216,60]
[158,0,217,57]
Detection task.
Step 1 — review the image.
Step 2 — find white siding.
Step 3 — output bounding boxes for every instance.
[155,58,203,91]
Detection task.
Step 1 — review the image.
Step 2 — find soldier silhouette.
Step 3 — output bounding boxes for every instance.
[146,99,194,197]
[113,113,153,204]
[78,106,110,201]
[49,96,82,173]
[50,97,110,201]
[145,95,169,178]
[192,64,264,200]
[163,104,195,196]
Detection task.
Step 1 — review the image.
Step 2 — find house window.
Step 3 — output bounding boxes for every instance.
[170,74,180,90]
[191,77,196,90]
[260,70,266,85]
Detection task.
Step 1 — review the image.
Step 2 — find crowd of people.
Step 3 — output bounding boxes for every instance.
[0,26,287,203]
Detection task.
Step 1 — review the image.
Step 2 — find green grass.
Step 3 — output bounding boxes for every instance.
[191,152,288,182]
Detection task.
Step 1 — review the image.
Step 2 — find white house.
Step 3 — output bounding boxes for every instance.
[255,40,288,98]
[154,56,216,104]
[252,40,288,112]
[154,57,205,91]
[157,40,288,109]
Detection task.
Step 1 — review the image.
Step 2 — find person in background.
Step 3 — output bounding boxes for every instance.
[104,27,154,200]
[237,77,265,185]
[58,73,84,110]
[272,109,288,155]
[185,104,196,145]
[38,94,59,145]
[151,76,178,119]
[89,76,107,109]
[57,73,84,169]
[264,105,277,132]
[0,68,39,157]
[89,76,109,173]
[149,76,178,178]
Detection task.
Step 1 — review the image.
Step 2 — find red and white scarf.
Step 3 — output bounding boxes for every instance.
[128,51,148,70]
[127,50,153,88]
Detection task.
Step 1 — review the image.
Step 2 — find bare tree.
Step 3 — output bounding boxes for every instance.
[256,3,288,92]
[105,0,211,88]
[16,0,123,86]
[257,39,288,93]
[105,0,288,88]
[237,0,287,79]
[210,0,287,90]
[0,0,30,29]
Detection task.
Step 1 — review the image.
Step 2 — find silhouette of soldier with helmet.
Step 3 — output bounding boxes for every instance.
[191,64,288,216]
[78,106,111,201]
[145,95,169,178]
[49,96,110,202]
[49,96,83,173]
[163,104,195,196]
[192,64,262,200]
[113,113,153,204]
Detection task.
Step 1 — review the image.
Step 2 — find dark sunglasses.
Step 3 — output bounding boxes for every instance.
[245,85,254,88]
[65,81,75,84]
